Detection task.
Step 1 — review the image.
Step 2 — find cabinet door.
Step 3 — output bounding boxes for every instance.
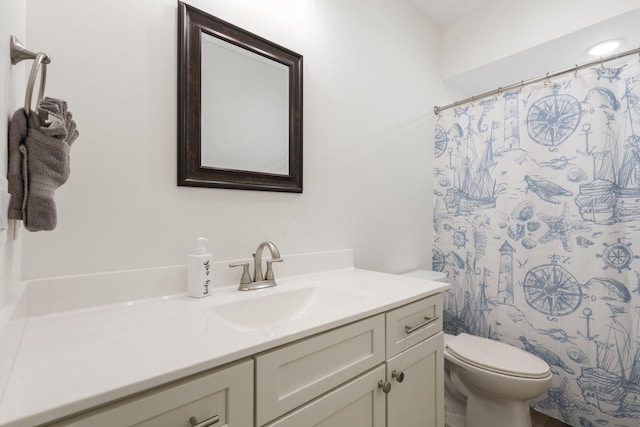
[50,359,253,427]
[386,332,444,427]
[264,365,386,427]
[256,315,385,425]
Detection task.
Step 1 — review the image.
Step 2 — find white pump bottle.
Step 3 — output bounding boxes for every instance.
[187,237,213,298]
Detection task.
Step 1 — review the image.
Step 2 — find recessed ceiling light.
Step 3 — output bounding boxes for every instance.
[588,39,623,56]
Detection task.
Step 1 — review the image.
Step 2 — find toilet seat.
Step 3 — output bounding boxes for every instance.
[446,333,550,379]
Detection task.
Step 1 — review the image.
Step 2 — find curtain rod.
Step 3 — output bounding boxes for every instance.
[433,46,640,115]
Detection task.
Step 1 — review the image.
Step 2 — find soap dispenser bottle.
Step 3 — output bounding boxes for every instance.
[188,237,213,298]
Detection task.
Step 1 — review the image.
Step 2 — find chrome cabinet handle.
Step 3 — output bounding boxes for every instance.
[378,380,392,394]
[404,315,439,335]
[189,415,220,427]
[392,370,405,383]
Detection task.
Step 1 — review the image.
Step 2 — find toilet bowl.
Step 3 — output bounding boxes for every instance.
[402,270,552,427]
[444,332,552,427]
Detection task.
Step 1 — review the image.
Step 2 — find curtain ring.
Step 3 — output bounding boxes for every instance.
[544,73,550,87]
[574,65,578,78]
[600,59,605,71]
[25,52,47,116]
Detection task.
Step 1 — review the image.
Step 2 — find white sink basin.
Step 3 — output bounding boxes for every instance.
[209,285,370,331]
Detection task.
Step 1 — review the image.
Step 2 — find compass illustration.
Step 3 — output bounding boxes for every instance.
[523,255,582,316]
[596,238,640,273]
[435,125,448,158]
[526,93,581,147]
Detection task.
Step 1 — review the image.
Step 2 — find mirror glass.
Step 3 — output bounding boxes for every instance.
[201,33,290,175]
[178,2,303,192]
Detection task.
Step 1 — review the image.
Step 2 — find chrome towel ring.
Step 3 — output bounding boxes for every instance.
[24,52,47,116]
[9,35,50,116]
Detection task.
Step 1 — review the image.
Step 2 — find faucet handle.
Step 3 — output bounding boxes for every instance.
[229,262,252,285]
[265,258,284,280]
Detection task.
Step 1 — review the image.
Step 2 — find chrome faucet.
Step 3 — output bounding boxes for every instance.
[229,241,283,291]
[254,241,281,282]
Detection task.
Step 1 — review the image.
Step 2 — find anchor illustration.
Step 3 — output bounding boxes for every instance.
[577,307,598,341]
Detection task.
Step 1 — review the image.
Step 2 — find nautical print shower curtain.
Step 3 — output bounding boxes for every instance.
[433,56,640,427]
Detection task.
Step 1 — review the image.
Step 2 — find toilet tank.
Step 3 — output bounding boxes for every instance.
[402,270,447,282]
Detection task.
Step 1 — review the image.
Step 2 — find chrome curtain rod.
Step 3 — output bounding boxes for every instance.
[433,46,640,115]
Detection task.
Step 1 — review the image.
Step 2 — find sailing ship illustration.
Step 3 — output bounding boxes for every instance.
[444,258,494,338]
[576,81,640,224]
[444,120,499,215]
[576,304,640,418]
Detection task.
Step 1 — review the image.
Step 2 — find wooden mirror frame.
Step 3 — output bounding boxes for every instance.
[178,2,303,192]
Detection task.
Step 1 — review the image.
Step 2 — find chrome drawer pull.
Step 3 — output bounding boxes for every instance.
[189,415,220,427]
[404,315,439,335]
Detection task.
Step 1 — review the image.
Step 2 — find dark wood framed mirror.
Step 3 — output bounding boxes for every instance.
[178,2,303,192]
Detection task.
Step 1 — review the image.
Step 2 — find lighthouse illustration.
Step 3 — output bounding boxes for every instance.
[498,240,515,304]
[502,90,521,151]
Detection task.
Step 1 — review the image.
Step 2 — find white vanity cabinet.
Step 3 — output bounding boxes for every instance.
[43,294,443,427]
[49,358,254,427]
[257,293,444,427]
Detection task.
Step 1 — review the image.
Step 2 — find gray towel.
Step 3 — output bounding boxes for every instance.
[7,109,28,220]
[24,102,78,232]
[38,97,78,143]
[7,98,79,231]
[22,112,72,231]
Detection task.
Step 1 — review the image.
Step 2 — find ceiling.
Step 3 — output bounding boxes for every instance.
[405,1,640,98]
[443,8,640,97]
[408,0,500,26]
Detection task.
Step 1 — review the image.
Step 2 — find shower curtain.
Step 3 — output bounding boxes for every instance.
[433,56,640,427]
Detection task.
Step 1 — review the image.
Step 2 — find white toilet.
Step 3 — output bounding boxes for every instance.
[403,270,552,427]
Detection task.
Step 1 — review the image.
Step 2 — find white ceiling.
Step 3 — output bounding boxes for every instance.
[408,0,501,26]
[442,8,640,97]
[406,1,640,98]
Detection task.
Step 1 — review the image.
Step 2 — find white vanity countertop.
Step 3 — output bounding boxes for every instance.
[0,255,448,426]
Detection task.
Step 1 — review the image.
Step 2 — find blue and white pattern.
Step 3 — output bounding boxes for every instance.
[433,57,640,427]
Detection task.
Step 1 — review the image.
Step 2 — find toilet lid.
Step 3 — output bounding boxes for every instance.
[446,333,550,379]
[402,270,447,282]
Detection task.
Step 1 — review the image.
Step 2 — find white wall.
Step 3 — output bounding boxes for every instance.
[22,0,446,279]
[0,0,25,304]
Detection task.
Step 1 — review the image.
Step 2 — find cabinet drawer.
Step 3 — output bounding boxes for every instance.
[255,315,385,425]
[50,359,253,427]
[263,365,386,427]
[386,294,443,357]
